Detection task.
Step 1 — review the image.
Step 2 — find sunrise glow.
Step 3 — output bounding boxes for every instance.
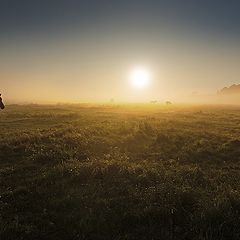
[129,67,151,89]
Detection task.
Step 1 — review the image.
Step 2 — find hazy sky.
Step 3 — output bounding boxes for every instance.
[1,0,240,103]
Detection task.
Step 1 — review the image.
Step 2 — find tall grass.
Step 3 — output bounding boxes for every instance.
[1,104,240,239]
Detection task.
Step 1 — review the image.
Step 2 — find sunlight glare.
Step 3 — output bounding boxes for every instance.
[129,67,151,89]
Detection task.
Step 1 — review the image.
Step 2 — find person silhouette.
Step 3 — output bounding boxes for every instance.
[0,94,5,109]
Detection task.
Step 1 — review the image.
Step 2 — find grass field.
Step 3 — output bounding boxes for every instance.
[1,104,240,240]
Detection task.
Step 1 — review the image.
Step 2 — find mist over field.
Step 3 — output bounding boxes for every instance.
[3,83,240,106]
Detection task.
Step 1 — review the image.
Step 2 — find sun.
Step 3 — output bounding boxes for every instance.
[129,67,151,89]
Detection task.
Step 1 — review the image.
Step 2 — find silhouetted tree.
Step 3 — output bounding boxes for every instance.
[0,93,5,109]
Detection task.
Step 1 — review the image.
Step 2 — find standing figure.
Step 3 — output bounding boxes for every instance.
[0,94,5,109]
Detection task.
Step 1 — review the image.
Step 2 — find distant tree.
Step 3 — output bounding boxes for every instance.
[165,101,172,105]
[218,84,240,95]
[0,93,5,109]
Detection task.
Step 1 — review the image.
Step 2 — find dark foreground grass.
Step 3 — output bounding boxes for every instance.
[0,104,240,240]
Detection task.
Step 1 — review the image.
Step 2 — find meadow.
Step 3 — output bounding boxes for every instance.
[0,103,240,240]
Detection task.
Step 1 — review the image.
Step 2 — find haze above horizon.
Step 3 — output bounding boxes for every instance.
[1,0,240,103]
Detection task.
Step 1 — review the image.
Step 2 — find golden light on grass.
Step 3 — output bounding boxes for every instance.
[129,67,151,89]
